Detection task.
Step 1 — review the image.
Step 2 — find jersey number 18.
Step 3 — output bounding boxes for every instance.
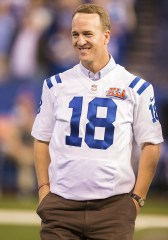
[66,97,117,150]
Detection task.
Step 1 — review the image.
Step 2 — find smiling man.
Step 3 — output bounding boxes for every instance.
[72,11,110,72]
[31,3,163,240]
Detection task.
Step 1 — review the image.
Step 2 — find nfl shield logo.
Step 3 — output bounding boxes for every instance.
[91,84,97,91]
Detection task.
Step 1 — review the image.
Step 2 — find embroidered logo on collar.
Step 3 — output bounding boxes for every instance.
[91,84,98,91]
[106,88,127,100]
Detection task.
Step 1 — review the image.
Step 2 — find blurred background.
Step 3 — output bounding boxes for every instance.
[0,0,167,239]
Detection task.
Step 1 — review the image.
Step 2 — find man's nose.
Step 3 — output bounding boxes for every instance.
[77,35,87,46]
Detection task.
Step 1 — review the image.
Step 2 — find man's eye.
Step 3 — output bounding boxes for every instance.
[72,34,78,37]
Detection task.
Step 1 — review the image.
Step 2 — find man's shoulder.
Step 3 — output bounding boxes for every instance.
[60,64,79,77]
[114,64,134,77]
[116,65,153,97]
[110,64,136,84]
[44,64,79,89]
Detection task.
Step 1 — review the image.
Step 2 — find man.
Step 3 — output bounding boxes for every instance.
[31,3,163,240]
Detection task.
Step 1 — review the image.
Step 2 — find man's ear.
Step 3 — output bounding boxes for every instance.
[104,30,110,45]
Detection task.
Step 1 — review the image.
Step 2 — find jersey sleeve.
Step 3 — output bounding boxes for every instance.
[133,83,163,146]
[31,80,55,142]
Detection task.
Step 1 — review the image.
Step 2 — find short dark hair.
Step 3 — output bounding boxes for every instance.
[72,3,110,31]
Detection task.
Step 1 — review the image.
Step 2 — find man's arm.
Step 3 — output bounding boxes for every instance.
[133,143,161,210]
[34,139,51,203]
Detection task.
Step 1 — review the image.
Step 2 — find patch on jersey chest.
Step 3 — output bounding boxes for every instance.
[106,88,127,100]
[91,84,98,91]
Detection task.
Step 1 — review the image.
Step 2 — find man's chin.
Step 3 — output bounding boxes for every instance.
[80,59,92,66]
[79,56,92,64]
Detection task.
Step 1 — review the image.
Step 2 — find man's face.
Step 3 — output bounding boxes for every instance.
[72,13,110,68]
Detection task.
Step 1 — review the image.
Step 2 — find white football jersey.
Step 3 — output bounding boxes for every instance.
[31,64,163,200]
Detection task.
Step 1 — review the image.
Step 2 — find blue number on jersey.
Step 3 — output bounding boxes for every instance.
[37,100,42,114]
[66,97,117,149]
[149,103,159,123]
[66,97,83,146]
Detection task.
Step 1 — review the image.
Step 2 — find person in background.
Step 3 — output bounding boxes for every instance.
[31,3,163,240]
[0,1,17,82]
[0,92,36,196]
[9,4,52,81]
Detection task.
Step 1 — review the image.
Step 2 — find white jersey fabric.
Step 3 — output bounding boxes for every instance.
[31,64,163,200]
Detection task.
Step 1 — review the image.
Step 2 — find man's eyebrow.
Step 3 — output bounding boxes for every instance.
[71,31,78,35]
[71,30,93,34]
[83,31,93,34]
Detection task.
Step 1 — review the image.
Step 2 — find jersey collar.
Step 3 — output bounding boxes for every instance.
[79,54,116,81]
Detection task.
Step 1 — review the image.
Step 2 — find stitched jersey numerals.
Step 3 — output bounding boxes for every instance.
[66,97,117,149]
[149,103,159,123]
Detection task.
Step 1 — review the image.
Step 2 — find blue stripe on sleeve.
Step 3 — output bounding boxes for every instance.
[46,78,53,89]
[137,82,150,95]
[55,74,62,83]
[129,76,141,89]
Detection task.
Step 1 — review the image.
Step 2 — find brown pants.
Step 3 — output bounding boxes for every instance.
[37,192,136,240]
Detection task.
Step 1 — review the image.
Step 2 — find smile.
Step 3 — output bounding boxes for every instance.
[78,48,91,53]
[79,48,90,50]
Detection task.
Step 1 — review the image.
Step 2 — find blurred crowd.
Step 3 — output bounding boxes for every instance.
[0,0,167,197]
[0,0,137,83]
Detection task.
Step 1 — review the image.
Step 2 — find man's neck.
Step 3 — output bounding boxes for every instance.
[79,54,116,80]
[82,54,110,74]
